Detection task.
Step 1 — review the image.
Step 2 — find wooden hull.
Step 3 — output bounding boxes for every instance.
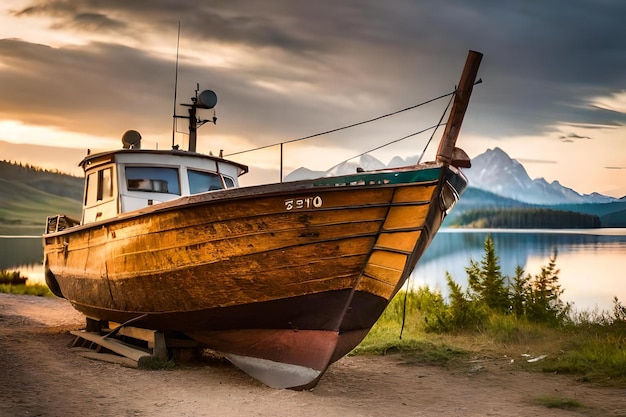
[43,165,467,389]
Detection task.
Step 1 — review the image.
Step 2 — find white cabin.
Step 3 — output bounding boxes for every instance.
[79,149,248,224]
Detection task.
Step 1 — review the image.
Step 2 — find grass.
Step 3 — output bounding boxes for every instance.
[0,269,53,296]
[536,323,626,385]
[0,283,53,296]
[352,337,468,366]
[531,396,583,410]
[0,177,81,226]
[353,290,626,387]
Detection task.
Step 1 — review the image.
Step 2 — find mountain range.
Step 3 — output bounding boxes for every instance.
[465,147,619,205]
[286,147,622,205]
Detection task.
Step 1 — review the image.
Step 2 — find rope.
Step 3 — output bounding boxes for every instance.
[324,123,443,173]
[399,275,411,340]
[417,89,456,164]
[224,89,456,157]
[326,87,456,171]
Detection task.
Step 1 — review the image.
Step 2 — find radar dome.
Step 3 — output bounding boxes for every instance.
[197,90,218,109]
[122,130,142,149]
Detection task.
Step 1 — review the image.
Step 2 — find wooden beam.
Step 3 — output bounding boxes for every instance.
[104,323,168,360]
[436,50,483,166]
[71,330,151,363]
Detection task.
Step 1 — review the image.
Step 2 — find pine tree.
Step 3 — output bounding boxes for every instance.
[509,265,531,318]
[466,234,509,313]
[526,250,569,323]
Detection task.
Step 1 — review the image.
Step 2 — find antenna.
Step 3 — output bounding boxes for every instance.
[171,21,181,149]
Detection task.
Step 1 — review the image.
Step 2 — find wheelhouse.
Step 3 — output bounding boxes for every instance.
[79,149,248,224]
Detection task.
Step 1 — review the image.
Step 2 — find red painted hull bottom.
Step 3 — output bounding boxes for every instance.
[187,328,370,390]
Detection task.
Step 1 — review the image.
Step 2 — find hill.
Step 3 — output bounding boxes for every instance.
[0,161,82,231]
[443,187,607,228]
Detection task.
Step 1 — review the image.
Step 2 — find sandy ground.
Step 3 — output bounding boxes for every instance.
[1,293,625,417]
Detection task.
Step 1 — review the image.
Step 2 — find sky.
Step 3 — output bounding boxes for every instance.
[0,0,625,197]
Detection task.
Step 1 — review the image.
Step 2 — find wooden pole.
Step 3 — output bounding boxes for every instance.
[436,50,483,166]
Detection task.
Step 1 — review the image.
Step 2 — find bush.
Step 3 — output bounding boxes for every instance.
[524,251,570,324]
[0,270,28,285]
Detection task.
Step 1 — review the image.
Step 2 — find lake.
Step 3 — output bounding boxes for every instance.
[2,228,625,312]
[411,228,626,312]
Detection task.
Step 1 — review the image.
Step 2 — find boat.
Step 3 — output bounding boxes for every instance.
[43,50,483,389]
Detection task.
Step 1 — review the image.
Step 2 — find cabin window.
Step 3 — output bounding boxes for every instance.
[223,176,235,188]
[85,172,98,205]
[126,166,180,195]
[101,168,113,200]
[85,167,114,205]
[188,169,223,194]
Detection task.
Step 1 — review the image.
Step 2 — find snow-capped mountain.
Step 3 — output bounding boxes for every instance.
[464,148,616,205]
[284,147,616,205]
[284,154,388,181]
[326,154,387,177]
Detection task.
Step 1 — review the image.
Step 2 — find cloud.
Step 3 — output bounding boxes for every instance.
[559,133,592,143]
[0,39,175,137]
[590,91,626,114]
[51,12,127,32]
[3,0,626,148]
[12,1,76,18]
[517,158,557,165]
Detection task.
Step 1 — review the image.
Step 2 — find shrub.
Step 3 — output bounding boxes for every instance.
[0,270,28,285]
[525,250,570,324]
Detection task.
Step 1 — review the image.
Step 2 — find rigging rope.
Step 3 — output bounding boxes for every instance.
[224,89,456,157]
[327,86,456,171]
[325,123,443,173]
[399,276,411,340]
[417,89,456,164]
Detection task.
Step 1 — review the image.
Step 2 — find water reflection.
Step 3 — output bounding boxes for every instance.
[0,236,44,285]
[412,229,626,311]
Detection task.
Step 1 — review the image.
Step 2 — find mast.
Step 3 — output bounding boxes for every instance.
[175,87,218,152]
[436,50,483,166]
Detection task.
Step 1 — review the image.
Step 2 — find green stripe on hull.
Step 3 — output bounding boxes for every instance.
[313,167,441,187]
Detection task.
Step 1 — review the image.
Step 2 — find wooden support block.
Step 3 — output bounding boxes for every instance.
[103,324,168,359]
[152,332,167,360]
[71,330,150,363]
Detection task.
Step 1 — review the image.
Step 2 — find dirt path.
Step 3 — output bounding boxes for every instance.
[1,293,625,417]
